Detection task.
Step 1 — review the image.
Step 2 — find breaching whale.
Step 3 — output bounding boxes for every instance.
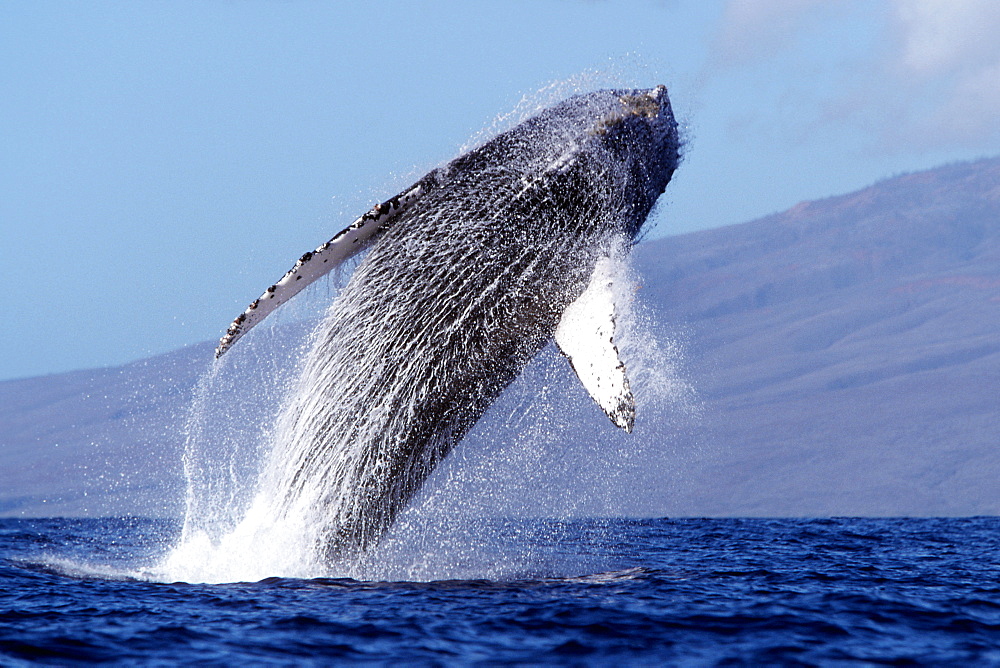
[216,86,681,559]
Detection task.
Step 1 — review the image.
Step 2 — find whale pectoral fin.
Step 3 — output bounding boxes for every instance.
[215,180,432,358]
[554,257,635,432]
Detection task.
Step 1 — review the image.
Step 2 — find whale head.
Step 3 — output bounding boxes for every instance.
[480,85,681,241]
[582,85,681,236]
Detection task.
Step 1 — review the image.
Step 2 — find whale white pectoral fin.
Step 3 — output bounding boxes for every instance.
[555,257,635,433]
[215,181,431,358]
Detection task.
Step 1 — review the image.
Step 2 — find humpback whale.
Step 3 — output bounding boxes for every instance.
[216,86,681,559]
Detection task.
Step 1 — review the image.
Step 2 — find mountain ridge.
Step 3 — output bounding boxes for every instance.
[3,157,998,517]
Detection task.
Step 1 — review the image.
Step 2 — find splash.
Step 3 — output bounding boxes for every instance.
[154,253,696,584]
[156,79,693,584]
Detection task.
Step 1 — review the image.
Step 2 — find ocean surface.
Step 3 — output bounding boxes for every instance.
[3,516,1000,665]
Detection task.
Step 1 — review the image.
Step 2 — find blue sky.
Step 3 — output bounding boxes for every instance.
[3,1,1000,381]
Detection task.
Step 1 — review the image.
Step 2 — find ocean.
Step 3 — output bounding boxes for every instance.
[3,516,1000,665]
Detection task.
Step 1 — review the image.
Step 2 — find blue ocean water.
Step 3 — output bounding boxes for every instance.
[3,516,1000,665]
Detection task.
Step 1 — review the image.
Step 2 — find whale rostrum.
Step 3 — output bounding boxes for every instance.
[216,86,681,557]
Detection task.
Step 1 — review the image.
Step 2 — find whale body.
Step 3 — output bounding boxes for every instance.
[217,86,681,559]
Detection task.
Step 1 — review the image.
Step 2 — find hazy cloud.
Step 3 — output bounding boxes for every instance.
[712,0,828,66]
[894,0,1000,75]
[885,0,1000,146]
[713,0,1000,152]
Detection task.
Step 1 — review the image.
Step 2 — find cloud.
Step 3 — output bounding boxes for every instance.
[885,0,1000,146]
[712,0,828,67]
[711,0,1000,153]
[894,0,1000,76]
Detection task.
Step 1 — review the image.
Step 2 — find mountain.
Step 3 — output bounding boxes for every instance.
[634,157,1000,516]
[2,158,998,518]
[0,344,210,517]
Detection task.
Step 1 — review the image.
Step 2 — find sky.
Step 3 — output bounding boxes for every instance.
[3,0,1000,381]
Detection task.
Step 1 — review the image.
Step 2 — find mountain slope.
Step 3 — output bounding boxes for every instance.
[0,344,210,516]
[634,157,1000,515]
[2,158,998,517]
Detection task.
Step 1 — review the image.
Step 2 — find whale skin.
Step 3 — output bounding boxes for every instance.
[218,86,681,558]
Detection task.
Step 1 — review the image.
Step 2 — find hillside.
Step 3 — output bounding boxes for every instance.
[635,157,1000,515]
[2,158,998,518]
